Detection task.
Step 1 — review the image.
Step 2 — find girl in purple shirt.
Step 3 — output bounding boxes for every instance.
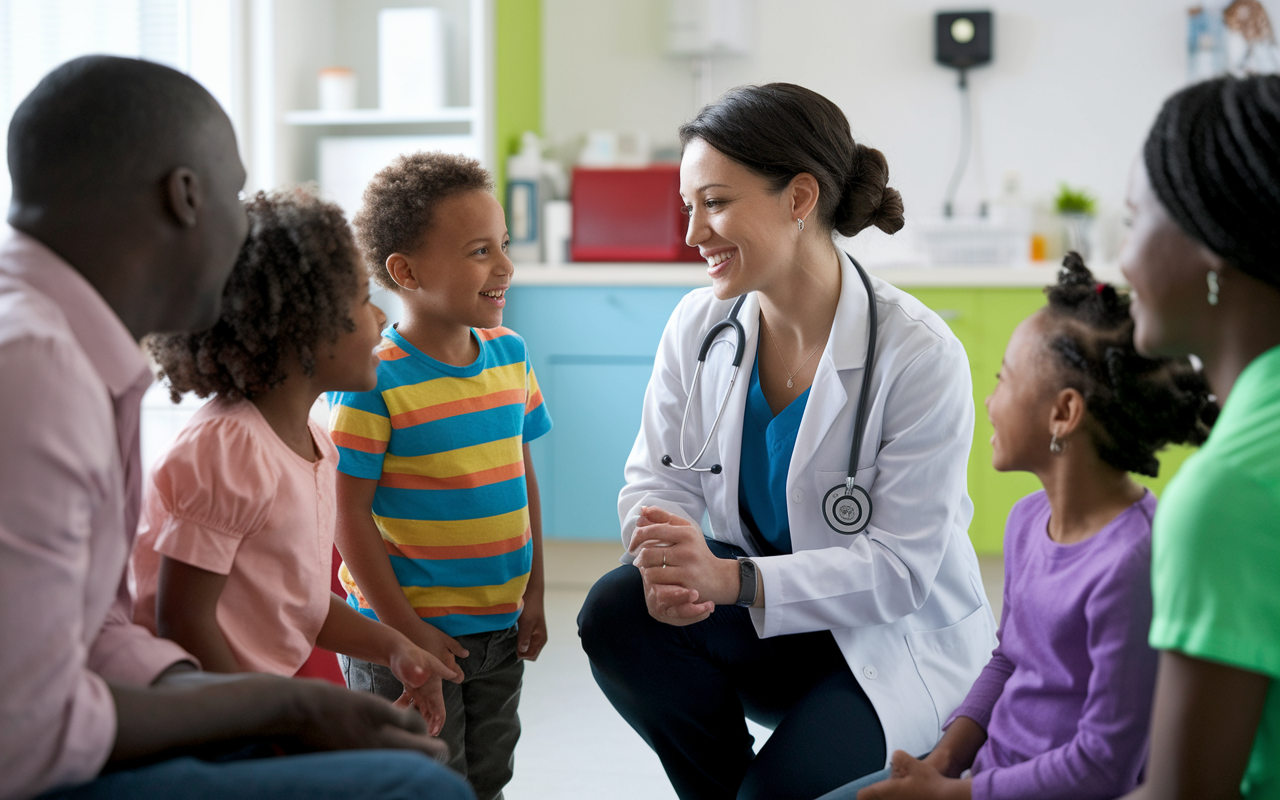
[825,254,1217,800]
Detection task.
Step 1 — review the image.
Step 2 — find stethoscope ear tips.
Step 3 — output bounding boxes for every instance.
[661,455,674,467]
[710,464,722,474]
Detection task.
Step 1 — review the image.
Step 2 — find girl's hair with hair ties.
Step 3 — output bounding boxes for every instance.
[1044,252,1219,477]
[147,187,363,402]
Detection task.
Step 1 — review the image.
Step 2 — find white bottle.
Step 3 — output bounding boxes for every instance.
[507,132,543,264]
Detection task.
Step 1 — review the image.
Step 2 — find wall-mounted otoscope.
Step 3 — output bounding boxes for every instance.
[935,10,992,217]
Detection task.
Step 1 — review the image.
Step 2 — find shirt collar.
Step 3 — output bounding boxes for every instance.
[0,226,149,398]
[732,249,875,374]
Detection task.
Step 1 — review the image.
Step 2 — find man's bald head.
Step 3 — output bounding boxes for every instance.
[6,55,248,339]
[7,55,224,207]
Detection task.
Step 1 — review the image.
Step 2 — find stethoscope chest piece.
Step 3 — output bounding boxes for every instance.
[823,482,872,535]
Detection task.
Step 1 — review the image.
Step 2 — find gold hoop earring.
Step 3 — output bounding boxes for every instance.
[1049,434,1063,454]
[1207,270,1220,306]
[797,218,804,233]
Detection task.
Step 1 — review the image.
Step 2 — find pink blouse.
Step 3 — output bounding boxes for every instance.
[132,397,338,675]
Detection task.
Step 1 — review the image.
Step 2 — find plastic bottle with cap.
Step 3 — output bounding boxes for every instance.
[506,131,543,263]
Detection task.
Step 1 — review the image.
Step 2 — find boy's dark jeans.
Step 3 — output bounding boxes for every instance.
[339,625,523,800]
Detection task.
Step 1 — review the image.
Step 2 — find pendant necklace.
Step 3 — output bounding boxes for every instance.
[761,314,824,389]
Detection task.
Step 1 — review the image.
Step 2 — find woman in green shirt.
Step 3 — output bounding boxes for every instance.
[1119,75,1280,799]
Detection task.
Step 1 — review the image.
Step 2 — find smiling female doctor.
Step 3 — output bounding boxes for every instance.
[578,84,997,800]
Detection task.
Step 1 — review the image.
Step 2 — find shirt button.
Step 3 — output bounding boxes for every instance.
[863,666,878,680]
[792,490,803,503]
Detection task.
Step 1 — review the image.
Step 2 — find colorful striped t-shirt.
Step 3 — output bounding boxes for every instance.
[328,325,552,637]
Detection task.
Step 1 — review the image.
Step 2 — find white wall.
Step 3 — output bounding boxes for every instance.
[543,0,1277,260]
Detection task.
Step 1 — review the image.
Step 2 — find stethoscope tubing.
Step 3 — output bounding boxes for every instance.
[661,254,877,535]
[662,295,747,475]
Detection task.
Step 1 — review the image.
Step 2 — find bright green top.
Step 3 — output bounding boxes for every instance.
[1150,344,1280,799]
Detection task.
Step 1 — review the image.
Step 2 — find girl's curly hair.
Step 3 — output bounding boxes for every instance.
[147,187,362,402]
[1043,252,1218,476]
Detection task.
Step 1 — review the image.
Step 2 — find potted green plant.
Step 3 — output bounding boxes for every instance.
[1055,183,1097,259]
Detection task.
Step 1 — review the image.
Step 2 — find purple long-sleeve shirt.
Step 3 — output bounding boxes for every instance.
[948,490,1158,800]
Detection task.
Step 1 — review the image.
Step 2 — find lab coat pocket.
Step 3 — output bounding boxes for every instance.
[904,604,997,735]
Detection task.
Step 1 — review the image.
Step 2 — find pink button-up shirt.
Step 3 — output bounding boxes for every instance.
[0,228,194,800]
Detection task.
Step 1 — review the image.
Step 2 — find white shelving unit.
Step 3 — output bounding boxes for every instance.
[248,0,492,201]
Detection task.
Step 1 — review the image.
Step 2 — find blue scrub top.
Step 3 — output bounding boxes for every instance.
[738,351,809,554]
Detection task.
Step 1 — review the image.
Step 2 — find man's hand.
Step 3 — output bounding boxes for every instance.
[856,751,972,800]
[517,590,548,660]
[290,678,449,761]
[111,672,449,765]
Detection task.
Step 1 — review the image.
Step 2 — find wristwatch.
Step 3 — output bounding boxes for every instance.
[735,558,758,607]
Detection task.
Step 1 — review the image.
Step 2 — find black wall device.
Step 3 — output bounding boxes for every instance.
[935,11,992,70]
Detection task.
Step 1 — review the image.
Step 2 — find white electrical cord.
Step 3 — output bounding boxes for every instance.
[943,69,972,217]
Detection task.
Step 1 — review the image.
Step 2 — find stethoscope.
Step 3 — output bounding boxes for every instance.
[661,253,878,536]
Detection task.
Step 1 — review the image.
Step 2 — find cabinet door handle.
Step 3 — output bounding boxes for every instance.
[935,308,963,320]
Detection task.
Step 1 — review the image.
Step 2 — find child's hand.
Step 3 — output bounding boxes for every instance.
[406,619,469,683]
[855,750,972,800]
[517,590,548,660]
[394,675,447,737]
[388,637,461,686]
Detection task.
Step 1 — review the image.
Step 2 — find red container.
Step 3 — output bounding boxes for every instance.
[571,165,704,262]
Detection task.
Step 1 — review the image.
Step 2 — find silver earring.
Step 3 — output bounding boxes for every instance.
[1207,271,1220,306]
[797,218,804,232]
[1049,434,1063,454]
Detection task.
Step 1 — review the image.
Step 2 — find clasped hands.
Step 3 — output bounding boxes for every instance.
[628,505,742,626]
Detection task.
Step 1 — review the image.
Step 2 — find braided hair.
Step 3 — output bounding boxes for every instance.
[147,187,362,402]
[1143,74,1280,288]
[1043,253,1218,476]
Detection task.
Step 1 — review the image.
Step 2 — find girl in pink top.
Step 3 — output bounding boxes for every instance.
[132,189,459,733]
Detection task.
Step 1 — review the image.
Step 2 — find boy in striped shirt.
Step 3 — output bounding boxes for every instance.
[329,153,551,800]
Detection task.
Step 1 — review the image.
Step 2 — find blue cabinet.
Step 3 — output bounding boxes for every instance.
[503,285,694,540]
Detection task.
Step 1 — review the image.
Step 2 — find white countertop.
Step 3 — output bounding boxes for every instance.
[510,262,1125,288]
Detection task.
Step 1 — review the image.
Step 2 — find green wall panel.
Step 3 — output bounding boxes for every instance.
[494,0,541,199]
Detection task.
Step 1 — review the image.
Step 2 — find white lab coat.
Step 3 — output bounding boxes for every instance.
[618,250,998,763]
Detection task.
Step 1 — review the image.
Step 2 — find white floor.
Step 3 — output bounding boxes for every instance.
[504,541,1005,800]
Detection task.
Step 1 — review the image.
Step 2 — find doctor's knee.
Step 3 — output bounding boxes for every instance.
[578,564,647,657]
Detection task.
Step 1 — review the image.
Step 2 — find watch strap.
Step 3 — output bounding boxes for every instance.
[735,558,757,607]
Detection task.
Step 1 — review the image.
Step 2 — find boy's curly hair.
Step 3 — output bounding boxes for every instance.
[147,187,362,402]
[353,151,493,292]
[1042,252,1218,477]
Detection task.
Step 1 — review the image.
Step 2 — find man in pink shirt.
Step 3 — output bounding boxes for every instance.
[0,56,471,800]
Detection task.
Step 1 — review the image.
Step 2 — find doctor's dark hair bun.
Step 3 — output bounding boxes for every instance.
[1041,252,1217,477]
[679,83,904,237]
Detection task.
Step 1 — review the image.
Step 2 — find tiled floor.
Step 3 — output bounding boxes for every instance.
[505,541,1004,800]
